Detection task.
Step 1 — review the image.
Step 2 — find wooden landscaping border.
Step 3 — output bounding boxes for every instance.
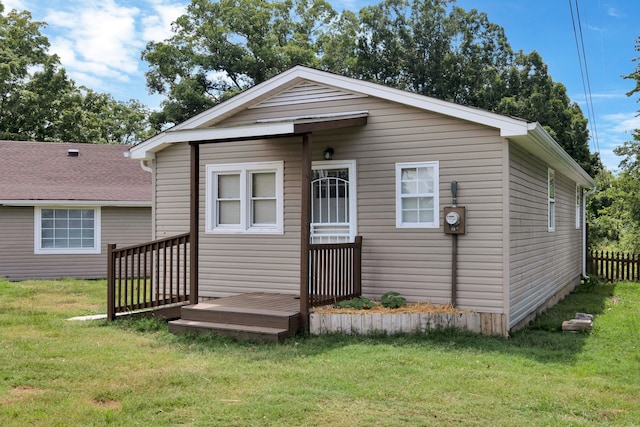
[309,312,507,336]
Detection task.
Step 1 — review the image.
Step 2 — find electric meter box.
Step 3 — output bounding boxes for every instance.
[443,206,466,235]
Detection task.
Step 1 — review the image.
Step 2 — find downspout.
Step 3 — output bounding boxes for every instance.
[140,159,153,173]
[582,185,597,278]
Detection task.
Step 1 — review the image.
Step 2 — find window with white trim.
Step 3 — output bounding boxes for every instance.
[206,162,284,233]
[396,161,439,228]
[548,168,555,232]
[575,184,581,229]
[35,207,101,254]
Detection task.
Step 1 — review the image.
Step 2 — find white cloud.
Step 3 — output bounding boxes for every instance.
[141,0,187,42]
[32,0,188,94]
[44,1,142,83]
[1,0,26,12]
[607,7,624,18]
[602,112,640,134]
[591,111,640,170]
[571,91,627,106]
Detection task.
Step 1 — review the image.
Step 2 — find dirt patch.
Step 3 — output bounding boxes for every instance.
[313,301,470,315]
[1,386,45,405]
[92,398,122,409]
[11,386,43,396]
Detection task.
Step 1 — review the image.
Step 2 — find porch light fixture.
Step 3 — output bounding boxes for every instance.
[323,147,334,160]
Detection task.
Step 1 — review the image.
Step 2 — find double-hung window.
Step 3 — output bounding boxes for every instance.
[35,207,101,254]
[396,161,439,228]
[575,184,581,229]
[548,168,555,232]
[206,162,284,234]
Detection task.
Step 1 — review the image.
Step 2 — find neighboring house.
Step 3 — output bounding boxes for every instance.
[128,65,595,335]
[0,141,152,280]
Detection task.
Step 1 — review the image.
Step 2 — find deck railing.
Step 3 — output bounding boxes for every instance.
[308,236,362,307]
[107,233,190,320]
[587,250,640,282]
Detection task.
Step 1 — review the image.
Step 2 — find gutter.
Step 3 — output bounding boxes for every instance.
[0,200,152,207]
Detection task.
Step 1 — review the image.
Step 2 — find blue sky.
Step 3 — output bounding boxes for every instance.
[3,0,640,171]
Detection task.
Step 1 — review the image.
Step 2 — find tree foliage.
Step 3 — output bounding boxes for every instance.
[142,0,598,175]
[0,3,151,144]
[618,36,640,175]
[142,0,337,129]
[588,35,640,252]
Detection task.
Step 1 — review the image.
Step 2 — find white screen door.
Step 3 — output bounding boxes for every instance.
[311,160,356,243]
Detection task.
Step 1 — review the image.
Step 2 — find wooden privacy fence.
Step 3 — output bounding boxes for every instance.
[308,236,362,307]
[587,250,640,282]
[107,233,190,320]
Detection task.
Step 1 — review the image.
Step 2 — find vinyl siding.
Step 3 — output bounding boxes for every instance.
[509,143,582,327]
[154,143,191,238]
[0,206,151,280]
[197,137,302,296]
[182,94,507,312]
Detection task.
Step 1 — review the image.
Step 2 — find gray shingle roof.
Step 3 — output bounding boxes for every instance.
[0,141,151,203]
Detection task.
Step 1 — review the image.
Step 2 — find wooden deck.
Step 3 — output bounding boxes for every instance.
[168,293,301,343]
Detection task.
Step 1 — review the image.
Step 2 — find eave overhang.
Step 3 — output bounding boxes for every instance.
[0,200,152,207]
[508,123,595,188]
[129,111,368,159]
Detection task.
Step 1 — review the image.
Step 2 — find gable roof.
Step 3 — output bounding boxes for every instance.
[0,141,151,206]
[130,65,594,188]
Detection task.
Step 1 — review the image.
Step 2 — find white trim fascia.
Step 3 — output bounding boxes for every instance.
[166,122,294,143]
[1,200,152,207]
[521,123,595,188]
[292,67,531,136]
[130,66,532,160]
[256,110,369,124]
[129,122,295,160]
[128,65,595,188]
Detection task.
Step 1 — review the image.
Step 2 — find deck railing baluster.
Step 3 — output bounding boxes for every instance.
[106,233,190,319]
[308,237,363,307]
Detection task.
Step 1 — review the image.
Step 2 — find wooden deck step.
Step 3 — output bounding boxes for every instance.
[167,293,301,343]
[180,304,299,330]
[168,319,290,343]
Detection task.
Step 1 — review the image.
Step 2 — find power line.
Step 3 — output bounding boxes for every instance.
[569,0,600,155]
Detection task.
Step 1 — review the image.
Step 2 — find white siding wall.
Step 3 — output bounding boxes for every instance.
[0,206,151,280]
[167,95,508,312]
[509,144,582,327]
[197,138,302,296]
[154,143,191,238]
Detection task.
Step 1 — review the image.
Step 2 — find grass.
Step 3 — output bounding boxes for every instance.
[0,278,638,426]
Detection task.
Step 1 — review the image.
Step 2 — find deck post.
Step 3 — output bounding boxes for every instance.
[107,243,116,321]
[189,142,199,305]
[354,236,362,297]
[300,133,312,332]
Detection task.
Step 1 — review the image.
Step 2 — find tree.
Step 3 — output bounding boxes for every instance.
[587,35,640,251]
[142,0,598,174]
[0,3,152,144]
[142,0,336,130]
[496,51,599,175]
[619,36,640,175]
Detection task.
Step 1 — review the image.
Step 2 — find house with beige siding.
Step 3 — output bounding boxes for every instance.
[125,66,595,337]
[0,141,152,280]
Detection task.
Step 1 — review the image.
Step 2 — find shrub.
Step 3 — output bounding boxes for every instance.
[334,297,376,310]
[381,291,407,309]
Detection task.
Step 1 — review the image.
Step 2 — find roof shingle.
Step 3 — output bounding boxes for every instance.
[0,141,151,202]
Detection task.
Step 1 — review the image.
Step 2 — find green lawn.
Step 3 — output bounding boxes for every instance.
[0,278,638,426]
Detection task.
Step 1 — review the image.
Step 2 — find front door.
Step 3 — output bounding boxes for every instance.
[311,160,356,244]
